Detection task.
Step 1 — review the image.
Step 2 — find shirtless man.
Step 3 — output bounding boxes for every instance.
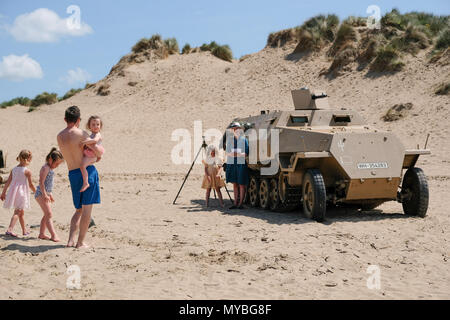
[57,106,101,249]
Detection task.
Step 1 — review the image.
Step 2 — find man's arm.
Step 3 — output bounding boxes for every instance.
[57,133,63,151]
[82,133,101,145]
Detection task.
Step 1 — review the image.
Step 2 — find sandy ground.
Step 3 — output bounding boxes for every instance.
[0,44,449,299]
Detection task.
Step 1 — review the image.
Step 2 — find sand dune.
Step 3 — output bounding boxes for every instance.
[0,43,449,299]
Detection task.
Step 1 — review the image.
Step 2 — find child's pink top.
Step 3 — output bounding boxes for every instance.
[3,166,31,210]
[84,143,105,158]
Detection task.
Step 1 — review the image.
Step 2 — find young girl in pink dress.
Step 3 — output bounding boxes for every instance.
[80,115,105,192]
[0,150,36,237]
[201,145,225,207]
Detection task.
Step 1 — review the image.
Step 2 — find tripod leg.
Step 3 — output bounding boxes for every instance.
[224,184,233,202]
[173,146,203,205]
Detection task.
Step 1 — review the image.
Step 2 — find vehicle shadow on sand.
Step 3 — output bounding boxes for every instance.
[323,207,410,225]
[185,199,411,225]
[185,199,310,225]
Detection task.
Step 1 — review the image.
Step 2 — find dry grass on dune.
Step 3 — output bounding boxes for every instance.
[278,10,449,76]
[435,82,450,95]
[369,46,405,72]
[96,83,111,96]
[327,24,359,75]
[164,38,179,55]
[181,43,191,54]
[328,23,358,57]
[267,28,298,48]
[2,10,448,111]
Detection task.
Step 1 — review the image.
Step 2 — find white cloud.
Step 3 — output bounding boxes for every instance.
[0,54,43,81]
[61,67,91,85]
[8,8,92,43]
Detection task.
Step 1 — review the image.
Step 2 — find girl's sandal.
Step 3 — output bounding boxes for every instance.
[23,231,31,237]
[5,231,18,238]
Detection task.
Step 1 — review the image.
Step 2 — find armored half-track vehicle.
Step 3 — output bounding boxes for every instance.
[224,87,430,222]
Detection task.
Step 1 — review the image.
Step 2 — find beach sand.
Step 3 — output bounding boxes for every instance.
[0,44,449,299]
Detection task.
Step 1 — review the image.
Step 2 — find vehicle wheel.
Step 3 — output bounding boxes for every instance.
[401,168,429,218]
[259,178,271,210]
[269,178,280,211]
[302,169,326,222]
[278,172,301,211]
[278,173,288,205]
[248,175,260,207]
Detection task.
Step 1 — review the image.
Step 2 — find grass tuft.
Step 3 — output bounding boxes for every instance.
[328,23,358,56]
[435,29,450,51]
[30,92,58,107]
[267,29,297,48]
[269,14,340,51]
[370,46,405,72]
[196,41,233,62]
[0,97,31,108]
[211,45,233,62]
[435,82,450,95]
[96,83,111,96]
[344,16,367,27]
[383,103,413,122]
[164,38,179,54]
[182,43,191,54]
[390,24,431,54]
[60,88,82,101]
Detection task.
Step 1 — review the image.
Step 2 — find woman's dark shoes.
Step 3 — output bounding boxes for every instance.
[238,205,244,209]
[229,205,238,210]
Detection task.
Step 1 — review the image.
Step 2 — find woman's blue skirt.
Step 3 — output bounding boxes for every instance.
[226,163,249,186]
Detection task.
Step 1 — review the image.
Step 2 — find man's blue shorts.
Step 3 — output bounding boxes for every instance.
[69,165,101,210]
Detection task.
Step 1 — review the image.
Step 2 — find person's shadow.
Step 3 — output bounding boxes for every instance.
[184,199,410,225]
[0,242,66,254]
[1,232,65,253]
[0,233,36,242]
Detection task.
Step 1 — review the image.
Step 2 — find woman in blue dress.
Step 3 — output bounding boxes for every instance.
[225,122,249,209]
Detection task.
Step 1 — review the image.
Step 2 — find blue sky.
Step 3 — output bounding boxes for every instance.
[0,0,449,102]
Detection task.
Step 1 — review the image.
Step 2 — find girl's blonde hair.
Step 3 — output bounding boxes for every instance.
[206,145,218,156]
[16,150,32,163]
[205,145,221,165]
[86,115,103,131]
[46,147,63,163]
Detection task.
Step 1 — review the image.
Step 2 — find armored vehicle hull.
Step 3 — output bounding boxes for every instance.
[224,88,430,221]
